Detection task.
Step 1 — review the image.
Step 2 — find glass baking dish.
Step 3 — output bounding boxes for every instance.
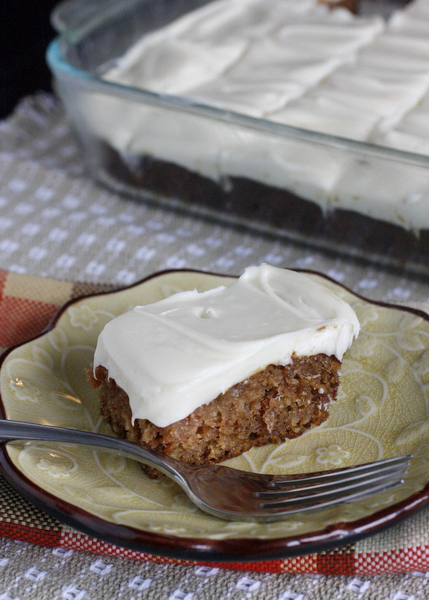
[47,0,429,276]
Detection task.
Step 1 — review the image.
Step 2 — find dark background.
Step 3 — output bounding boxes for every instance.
[0,1,60,118]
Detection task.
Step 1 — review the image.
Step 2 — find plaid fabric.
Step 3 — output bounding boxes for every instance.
[1,268,429,575]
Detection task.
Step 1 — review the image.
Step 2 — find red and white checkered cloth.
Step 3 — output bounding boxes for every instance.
[1,268,429,575]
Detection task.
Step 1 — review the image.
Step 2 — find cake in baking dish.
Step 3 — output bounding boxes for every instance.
[90,264,360,476]
[71,0,429,268]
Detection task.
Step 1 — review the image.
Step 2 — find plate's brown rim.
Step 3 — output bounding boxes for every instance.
[0,267,428,563]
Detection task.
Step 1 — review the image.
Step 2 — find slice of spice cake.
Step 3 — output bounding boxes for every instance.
[90,264,359,476]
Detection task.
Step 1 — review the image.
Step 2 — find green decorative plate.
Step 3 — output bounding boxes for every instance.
[1,269,429,562]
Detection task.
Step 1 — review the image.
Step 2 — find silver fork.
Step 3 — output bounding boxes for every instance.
[0,420,411,522]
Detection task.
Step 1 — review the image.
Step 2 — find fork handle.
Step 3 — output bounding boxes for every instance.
[0,419,187,484]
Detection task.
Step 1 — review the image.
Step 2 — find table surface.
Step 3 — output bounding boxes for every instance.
[1,93,429,599]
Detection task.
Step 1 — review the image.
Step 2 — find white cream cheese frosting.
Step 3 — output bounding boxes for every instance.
[93,265,360,428]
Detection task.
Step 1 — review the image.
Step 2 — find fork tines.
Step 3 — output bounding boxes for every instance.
[256,455,412,513]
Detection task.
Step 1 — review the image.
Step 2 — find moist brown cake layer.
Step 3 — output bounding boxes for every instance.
[91,354,341,478]
[93,141,429,276]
